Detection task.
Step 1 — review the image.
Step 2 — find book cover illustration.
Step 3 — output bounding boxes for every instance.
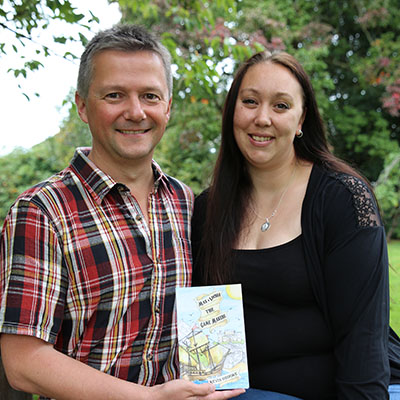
[175,284,249,389]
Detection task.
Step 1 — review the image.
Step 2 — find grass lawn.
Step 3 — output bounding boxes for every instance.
[389,240,400,335]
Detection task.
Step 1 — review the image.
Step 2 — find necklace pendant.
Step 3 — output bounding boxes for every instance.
[261,219,271,232]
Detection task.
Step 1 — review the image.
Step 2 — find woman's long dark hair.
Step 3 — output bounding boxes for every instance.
[198,51,368,284]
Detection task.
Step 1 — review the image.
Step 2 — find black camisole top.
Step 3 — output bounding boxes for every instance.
[234,236,336,400]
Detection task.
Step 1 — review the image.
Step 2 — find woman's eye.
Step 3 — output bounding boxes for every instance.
[276,103,289,110]
[242,98,257,105]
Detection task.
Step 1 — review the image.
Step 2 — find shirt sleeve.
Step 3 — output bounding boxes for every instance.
[0,198,68,344]
[322,177,390,399]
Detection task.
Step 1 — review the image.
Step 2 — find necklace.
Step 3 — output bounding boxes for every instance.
[251,165,297,232]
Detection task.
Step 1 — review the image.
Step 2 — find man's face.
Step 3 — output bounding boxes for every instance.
[76,49,171,173]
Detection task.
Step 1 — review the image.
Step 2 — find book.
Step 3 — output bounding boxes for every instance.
[175,284,249,389]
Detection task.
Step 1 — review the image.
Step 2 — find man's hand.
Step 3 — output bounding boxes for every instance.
[150,379,245,400]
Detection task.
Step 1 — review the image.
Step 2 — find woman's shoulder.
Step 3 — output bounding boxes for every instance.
[309,165,381,229]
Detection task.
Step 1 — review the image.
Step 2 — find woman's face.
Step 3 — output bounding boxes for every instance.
[233,61,305,171]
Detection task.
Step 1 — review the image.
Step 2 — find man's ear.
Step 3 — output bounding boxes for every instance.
[167,96,172,121]
[75,91,89,124]
[166,96,172,121]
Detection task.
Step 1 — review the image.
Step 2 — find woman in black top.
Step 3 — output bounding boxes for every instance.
[191,51,400,399]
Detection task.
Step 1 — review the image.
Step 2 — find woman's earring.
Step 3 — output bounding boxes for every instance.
[296,129,304,138]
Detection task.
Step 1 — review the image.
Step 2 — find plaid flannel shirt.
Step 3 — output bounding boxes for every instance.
[0,148,193,385]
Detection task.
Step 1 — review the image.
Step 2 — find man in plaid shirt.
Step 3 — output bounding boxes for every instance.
[0,25,243,400]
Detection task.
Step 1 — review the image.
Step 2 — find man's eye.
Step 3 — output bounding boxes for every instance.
[105,93,121,99]
[144,93,160,101]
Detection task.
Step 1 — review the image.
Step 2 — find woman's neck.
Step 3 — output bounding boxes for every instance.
[249,158,299,196]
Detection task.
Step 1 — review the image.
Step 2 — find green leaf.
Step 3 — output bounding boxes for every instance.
[78,32,88,46]
[88,10,100,24]
[53,35,67,44]
[63,51,78,60]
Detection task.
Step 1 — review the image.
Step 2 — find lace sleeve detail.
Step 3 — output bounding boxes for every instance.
[332,173,381,228]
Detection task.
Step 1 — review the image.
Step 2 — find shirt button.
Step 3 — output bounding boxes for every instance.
[135,214,142,222]
[155,306,160,313]
[147,352,153,361]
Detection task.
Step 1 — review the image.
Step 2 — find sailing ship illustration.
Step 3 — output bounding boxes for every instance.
[179,328,231,380]
[176,284,249,389]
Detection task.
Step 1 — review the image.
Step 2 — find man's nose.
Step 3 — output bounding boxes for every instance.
[123,97,146,121]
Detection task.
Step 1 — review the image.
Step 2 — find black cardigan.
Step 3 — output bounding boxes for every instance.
[192,164,400,399]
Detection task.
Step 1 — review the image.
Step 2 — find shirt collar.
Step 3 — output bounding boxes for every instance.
[70,148,172,205]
